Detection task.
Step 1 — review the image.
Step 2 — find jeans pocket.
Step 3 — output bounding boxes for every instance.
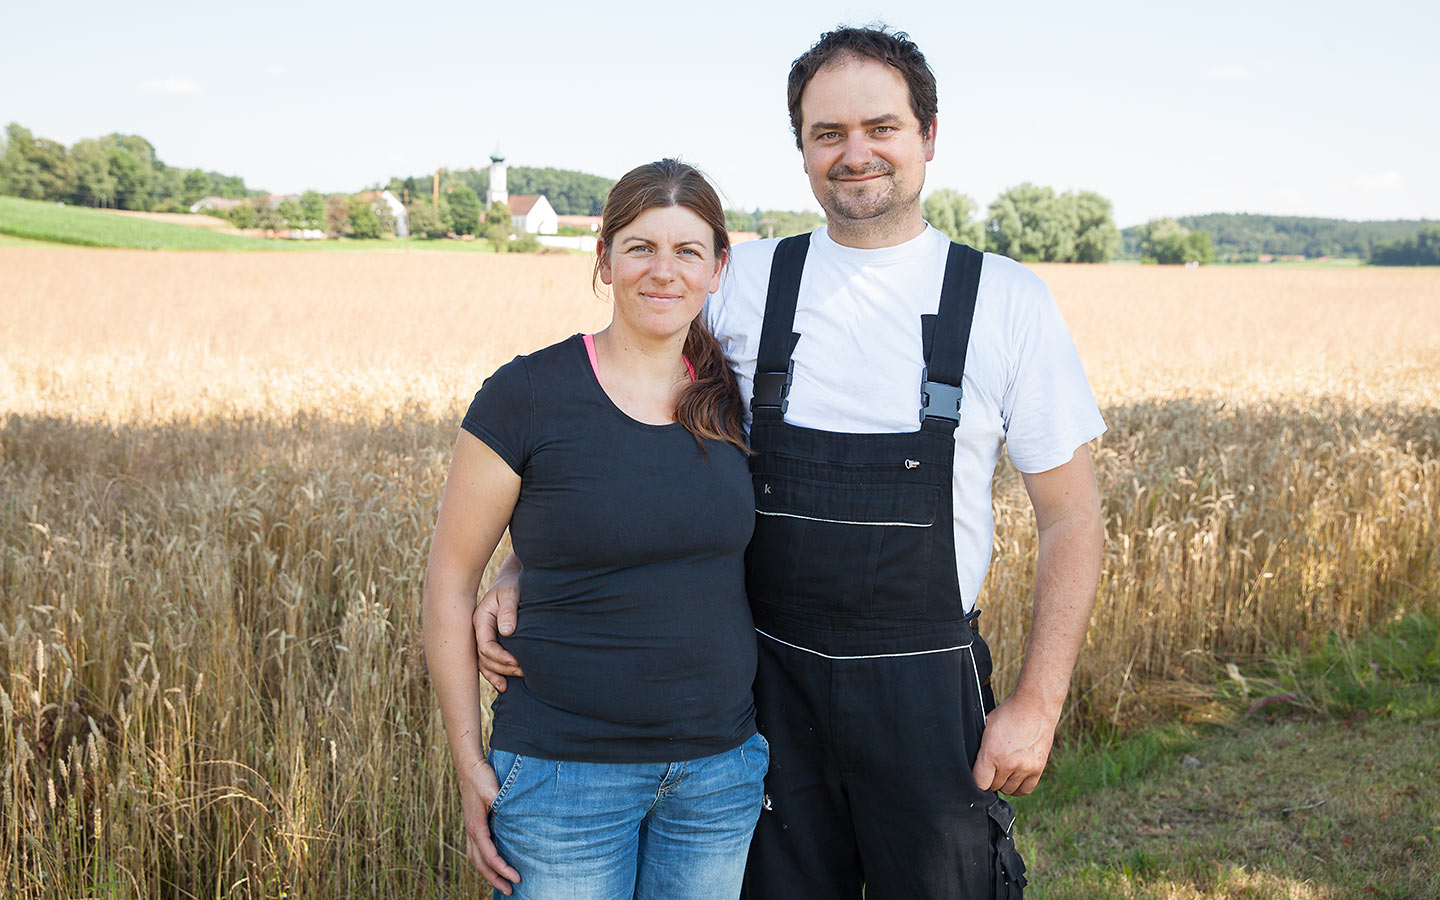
[741,731,771,776]
[486,749,525,816]
[986,797,1028,899]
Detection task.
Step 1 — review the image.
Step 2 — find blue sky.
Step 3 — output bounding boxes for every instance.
[3,0,1435,226]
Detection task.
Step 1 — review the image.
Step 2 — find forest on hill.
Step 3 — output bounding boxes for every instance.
[1121,213,1437,260]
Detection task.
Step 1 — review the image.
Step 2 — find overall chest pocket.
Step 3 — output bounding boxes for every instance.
[746,472,939,619]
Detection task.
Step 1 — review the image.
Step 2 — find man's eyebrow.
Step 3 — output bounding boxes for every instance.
[808,114,905,136]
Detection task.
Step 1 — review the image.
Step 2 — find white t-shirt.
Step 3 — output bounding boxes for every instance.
[707,224,1106,609]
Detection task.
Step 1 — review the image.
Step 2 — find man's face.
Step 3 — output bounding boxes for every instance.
[798,55,935,234]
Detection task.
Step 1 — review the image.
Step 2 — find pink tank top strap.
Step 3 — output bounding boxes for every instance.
[584,332,600,379]
[585,333,696,383]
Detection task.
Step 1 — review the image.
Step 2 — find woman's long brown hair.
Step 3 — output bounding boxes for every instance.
[594,159,749,454]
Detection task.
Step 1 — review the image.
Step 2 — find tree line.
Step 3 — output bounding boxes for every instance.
[1370,224,1440,265]
[0,123,255,211]
[921,183,1128,263]
[387,167,616,217]
[1122,213,1439,261]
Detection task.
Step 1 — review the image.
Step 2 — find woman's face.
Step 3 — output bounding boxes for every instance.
[598,205,724,343]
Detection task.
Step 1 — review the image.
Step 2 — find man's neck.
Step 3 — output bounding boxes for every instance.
[824,211,928,250]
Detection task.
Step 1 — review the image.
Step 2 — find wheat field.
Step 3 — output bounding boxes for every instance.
[2,246,1437,897]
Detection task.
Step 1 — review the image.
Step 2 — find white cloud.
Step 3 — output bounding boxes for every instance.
[139,78,202,94]
[1204,65,1250,81]
[1353,171,1404,190]
[266,66,285,76]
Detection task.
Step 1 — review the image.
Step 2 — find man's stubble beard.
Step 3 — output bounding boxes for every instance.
[820,165,924,243]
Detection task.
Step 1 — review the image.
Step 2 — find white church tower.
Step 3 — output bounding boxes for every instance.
[486,146,507,208]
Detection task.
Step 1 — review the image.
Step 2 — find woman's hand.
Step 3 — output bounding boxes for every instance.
[458,758,521,895]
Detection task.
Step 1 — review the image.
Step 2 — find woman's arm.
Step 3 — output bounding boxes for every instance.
[422,430,523,894]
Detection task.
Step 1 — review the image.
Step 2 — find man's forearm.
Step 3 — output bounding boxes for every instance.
[1010,509,1103,719]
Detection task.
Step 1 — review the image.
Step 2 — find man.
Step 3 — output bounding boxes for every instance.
[473,25,1104,899]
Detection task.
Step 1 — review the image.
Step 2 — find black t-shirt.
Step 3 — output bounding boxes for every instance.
[462,335,757,763]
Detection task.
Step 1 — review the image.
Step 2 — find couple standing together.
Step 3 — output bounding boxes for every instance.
[424,24,1106,900]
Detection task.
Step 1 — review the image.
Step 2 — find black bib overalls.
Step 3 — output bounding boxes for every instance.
[740,234,1027,900]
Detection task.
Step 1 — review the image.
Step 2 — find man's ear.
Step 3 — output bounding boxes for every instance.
[923,116,937,162]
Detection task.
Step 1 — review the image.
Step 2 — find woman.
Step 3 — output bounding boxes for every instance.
[423,159,766,900]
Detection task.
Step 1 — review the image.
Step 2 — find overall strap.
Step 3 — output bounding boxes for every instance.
[751,233,811,421]
[920,243,984,432]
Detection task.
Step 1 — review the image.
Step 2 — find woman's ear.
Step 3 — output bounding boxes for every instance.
[597,240,613,286]
[708,248,728,295]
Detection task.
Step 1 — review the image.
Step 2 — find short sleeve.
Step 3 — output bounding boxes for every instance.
[460,356,533,475]
[1001,291,1107,474]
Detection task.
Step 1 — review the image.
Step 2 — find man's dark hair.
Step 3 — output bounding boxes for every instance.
[786,25,938,150]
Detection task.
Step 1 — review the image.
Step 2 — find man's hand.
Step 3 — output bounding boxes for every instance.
[970,445,1101,797]
[458,758,521,894]
[971,693,1058,796]
[474,558,523,692]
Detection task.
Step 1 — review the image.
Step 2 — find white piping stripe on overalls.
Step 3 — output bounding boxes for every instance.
[755,627,972,660]
[964,644,988,725]
[755,510,930,528]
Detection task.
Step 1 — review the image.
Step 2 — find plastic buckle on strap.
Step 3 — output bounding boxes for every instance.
[987,798,1017,836]
[920,373,964,424]
[753,362,794,414]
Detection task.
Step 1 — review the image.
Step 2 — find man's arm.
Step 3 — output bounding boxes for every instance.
[971,443,1103,796]
[475,553,524,692]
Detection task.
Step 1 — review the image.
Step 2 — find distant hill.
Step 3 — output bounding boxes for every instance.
[1121,214,1438,260]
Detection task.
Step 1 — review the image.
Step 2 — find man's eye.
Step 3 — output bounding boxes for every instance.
[873,126,895,135]
[627,244,651,253]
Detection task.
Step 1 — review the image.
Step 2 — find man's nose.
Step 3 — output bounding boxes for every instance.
[840,135,873,170]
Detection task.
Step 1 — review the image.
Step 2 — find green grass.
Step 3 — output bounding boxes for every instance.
[0,196,288,250]
[0,196,524,253]
[1017,612,1440,898]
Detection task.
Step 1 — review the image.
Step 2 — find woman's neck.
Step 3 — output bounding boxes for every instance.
[591,325,691,425]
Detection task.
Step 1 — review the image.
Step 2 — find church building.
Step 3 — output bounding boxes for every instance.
[486,149,558,235]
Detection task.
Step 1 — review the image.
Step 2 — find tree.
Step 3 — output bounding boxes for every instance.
[987,183,1060,261]
[181,169,212,206]
[481,198,512,245]
[1183,230,1215,265]
[373,198,396,237]
[1137,218,1214,264]
[407,200,445,238]
[299,191,326,230]
[276,197,304,228]
[326,195,350,237]
[1070,191,1121,263]
[1371,224,1440,265]
[448,185,481,235]
[923,189,985,249]
[253,200,284,231]
[107,144,153,210]
[71,139,118,207]
[226,203,257,229]
[0,124,74,201]
[349,201,381,239]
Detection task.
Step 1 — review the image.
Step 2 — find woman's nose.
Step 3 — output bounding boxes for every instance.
[649,252,677,280]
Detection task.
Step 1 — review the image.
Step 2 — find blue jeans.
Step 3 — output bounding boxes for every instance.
[488,732,769,900]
